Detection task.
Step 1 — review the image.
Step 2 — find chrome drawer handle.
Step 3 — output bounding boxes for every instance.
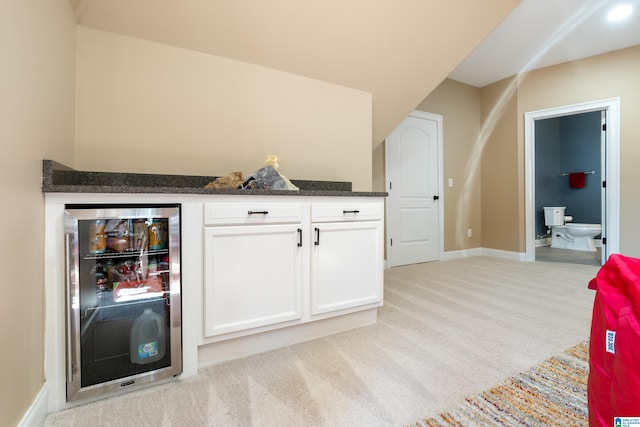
[342,210,360,214]
[248,210,269,215]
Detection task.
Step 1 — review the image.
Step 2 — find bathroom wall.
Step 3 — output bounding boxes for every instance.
[535,111,602,237]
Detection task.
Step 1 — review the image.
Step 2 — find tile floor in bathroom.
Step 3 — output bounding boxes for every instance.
[535,245,602,266]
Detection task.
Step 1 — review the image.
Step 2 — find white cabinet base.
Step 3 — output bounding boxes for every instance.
[197,308,377,368]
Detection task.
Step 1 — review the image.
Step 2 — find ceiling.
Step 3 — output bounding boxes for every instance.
[67,0,519,145]
[449,0,640,88]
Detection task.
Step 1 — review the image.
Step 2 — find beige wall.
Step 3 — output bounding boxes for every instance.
[75,27,373,191]
[375,77,521,255]
[382,45,640,257]
[477,45,640,255]
[0,1,76,425]
[479,77,521,252]
[473,45,640,256]
[71,0,520,149]
[416,79,483,252]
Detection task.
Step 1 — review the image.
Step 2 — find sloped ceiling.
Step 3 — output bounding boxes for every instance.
[69,0,520,147]
[451,0,640,87]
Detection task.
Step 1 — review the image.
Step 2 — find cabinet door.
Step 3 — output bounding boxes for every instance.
[311,221,383,315]
[203,224,303,337]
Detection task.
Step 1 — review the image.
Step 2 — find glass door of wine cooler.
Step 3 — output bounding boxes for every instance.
[64,204,182,402]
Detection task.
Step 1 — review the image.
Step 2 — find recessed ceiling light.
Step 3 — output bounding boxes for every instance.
[607,4,633,22]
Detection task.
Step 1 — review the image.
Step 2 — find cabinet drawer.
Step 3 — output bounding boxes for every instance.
[204,202,302,225]
[311,202,383,222]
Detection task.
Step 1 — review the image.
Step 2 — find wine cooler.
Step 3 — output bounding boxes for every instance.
[64,204,182,402]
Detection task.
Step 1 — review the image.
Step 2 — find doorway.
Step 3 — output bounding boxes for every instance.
[524,98,620,264]
[534,111,602,266]
[385,110,443,268]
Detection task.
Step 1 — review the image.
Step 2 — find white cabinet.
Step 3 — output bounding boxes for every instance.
[203,201,304,338]
[311,202,384,315]
[202,197,384,341]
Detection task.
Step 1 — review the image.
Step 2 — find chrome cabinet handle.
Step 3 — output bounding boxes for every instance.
[314,227,320,246]
[297,228,302,247]
[248,210,269,215]
[342,210,360,214]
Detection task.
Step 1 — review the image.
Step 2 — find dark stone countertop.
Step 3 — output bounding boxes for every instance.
[42,160,387,198]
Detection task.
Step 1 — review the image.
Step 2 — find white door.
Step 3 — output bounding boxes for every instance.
[385,111,442,267]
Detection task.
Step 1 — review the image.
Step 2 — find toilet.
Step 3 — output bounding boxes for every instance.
[543,207,602,252]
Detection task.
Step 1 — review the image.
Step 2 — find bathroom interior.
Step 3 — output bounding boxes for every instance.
[534,110,603,266]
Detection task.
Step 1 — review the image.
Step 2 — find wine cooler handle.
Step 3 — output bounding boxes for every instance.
[65,233,74,383]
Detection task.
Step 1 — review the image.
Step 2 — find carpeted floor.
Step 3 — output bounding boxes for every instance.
[44,256,598,426]
[418,340,589,426]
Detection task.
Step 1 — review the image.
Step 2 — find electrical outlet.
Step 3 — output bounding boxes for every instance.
[467,228,472,237]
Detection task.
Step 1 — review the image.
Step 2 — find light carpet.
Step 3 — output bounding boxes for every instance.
[44,257,598,426]
[418,340,589,426]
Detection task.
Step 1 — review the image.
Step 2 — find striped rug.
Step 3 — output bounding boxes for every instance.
[417,340,589,426]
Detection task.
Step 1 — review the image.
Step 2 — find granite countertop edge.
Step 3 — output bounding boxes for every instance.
[42,160,387,198]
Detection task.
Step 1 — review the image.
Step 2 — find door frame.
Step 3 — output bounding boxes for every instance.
[524,98,620,262]
[384,110,444,267]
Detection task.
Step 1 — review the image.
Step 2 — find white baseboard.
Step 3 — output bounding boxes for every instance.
[442,247,526,262]
[19,384,48,427]
[385,248,527,265]
[441,247,483,260]
[480,247,527,261]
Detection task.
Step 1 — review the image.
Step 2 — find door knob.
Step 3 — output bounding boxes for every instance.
[433,195,439,201]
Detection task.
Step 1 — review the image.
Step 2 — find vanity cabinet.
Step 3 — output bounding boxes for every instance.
[203,201,304,337]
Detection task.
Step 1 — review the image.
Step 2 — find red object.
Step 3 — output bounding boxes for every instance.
[569,172,586,188]
[112,276,163,302]
[588,254,640,426]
